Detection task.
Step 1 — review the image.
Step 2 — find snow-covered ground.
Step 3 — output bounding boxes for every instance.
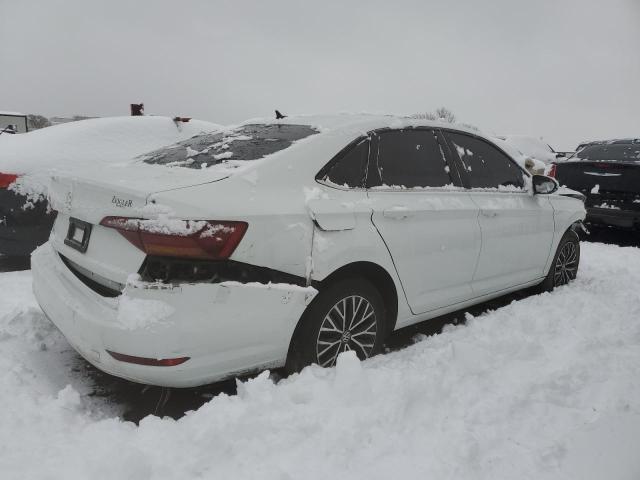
[1,242,639,479]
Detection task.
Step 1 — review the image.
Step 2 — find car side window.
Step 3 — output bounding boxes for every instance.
[446,132,525,189]
[369,129,453,188]
[318,138,369,188]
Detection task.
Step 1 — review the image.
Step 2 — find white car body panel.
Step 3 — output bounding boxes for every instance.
[367,188,481,314]
[33,243,317,388]
[31,114,586,387]
[469,191,556,295]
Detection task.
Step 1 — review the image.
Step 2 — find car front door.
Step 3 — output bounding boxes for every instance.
[442,130,555,296]
[366,128,481,317]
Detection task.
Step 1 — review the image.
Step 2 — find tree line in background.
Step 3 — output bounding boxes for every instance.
[26,114,51,130]
[26,114,94,131]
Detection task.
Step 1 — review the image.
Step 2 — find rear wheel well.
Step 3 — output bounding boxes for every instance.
[317,261,398,336]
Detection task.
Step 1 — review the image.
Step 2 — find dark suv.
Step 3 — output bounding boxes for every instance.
[550,139,640,229]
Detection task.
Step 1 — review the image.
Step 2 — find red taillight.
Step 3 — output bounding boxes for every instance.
[106,350,189,367]
[0,173,19,189]
[547,163,557,178]
[100,217,248,260]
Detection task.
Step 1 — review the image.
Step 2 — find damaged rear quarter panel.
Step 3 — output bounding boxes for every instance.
[111,280,318,380]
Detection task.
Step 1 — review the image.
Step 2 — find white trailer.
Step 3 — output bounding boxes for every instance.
[0,112,28,134]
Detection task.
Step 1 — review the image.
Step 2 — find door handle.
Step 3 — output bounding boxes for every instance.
[480,210,498,218]
[383,207,414,219]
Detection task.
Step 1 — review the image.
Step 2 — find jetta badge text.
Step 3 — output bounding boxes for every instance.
[112,195,133,208]
[64,191,73,211]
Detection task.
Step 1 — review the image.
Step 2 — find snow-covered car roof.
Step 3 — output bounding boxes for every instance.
[237,113,480,136]
[0,116,221,175]
[135,113,533,176]
[36,114,536,199]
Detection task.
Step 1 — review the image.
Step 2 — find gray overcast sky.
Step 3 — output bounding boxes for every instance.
[1,0,639,149]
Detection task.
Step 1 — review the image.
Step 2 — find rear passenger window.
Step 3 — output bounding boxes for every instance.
[370,129,453,188]
[446,132,525,189]
[321,138,368,188]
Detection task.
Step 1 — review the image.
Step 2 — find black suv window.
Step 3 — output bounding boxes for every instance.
[318,138,369,188]
[446,132,525,189]
[140,124,319,169]
[575,144,640,162]
[369,129,453,188]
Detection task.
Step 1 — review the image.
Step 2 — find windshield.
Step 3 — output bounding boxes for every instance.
[575,144,640,162]
[140,124,319,169]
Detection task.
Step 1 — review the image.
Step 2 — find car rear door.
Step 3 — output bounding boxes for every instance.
[366,128,481,315]
[442,130,555,296]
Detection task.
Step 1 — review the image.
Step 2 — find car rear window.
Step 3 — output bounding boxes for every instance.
[140,124,319,169]
[319,137,369,188]
[575,144,640,162]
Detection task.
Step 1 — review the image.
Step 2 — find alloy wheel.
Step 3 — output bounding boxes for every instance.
[554,241,578,286]
[315,295,377,367]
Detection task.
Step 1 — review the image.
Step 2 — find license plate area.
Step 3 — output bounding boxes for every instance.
[64,218,92,253]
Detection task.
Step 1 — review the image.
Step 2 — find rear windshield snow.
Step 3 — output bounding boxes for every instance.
[140,124,319,169]
[575,145,640,162]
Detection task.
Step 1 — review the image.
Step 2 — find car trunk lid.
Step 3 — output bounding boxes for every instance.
[554,160,640,209]
[48,167,232,290]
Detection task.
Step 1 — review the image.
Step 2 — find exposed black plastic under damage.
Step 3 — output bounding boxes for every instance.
[138,256,308,288]
[59,253,310,298]
[59,254,122,297]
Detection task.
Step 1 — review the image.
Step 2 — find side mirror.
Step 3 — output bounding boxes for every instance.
[532,175,558,195]
[555,152,566,159]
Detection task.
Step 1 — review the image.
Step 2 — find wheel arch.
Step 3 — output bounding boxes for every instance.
[542,224,581,281]
[317,261,398,335]
[288,261,398,358]
[285,261,399,371]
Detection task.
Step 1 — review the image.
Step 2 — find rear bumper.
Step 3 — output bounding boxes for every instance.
[0,190,55,256]
[586,207,640,229]
[32,243,317,387]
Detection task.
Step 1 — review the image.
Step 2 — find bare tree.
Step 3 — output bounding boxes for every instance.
[434,107,456,123]
[27,114,51,130]
[411,107,479,131]
[411,107,456,122]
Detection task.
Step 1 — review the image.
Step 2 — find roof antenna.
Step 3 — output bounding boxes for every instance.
[275,109,286,120]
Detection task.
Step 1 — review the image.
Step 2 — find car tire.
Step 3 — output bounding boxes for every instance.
[286,277,387,373]
[537,229,580,292]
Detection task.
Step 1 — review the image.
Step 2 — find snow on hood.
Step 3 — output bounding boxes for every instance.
[492,137,545,175]
[1,116,221,198]
[499,135,557,164]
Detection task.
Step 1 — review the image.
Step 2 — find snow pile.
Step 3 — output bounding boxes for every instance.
[1,243,640,478]
[0,116,221,198]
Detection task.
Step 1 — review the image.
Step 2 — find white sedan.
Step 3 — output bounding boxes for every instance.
[32,114,586,387]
